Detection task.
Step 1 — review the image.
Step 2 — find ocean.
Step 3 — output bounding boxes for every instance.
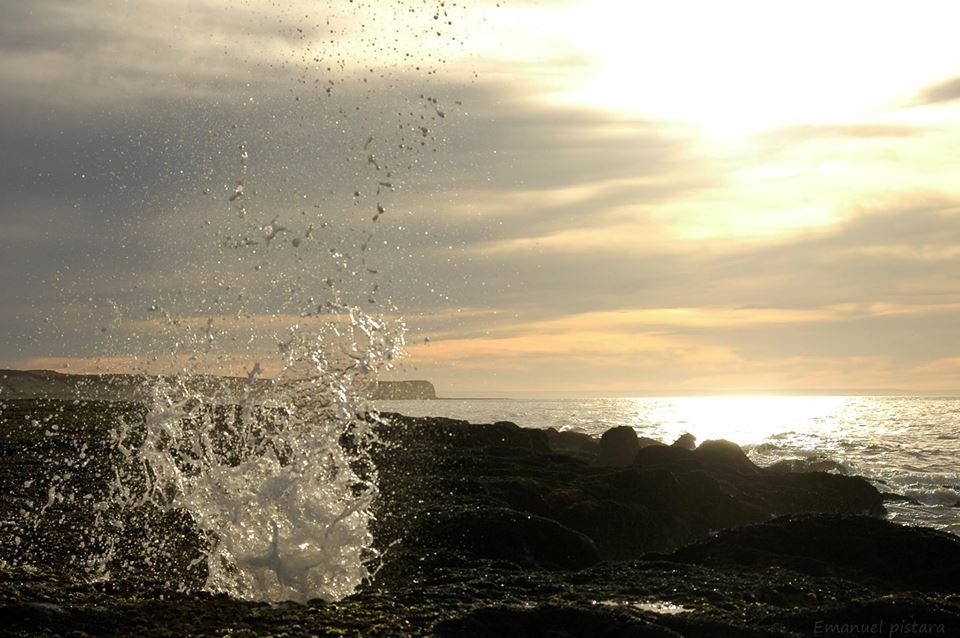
[375,395,960,535]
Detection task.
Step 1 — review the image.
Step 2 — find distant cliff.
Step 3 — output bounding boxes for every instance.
[372,380,437,400]
[0,369,147,401]
[1,369,438,402]
[0,369,270,402]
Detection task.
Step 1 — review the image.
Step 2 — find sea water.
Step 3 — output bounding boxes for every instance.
[375,395,960,535]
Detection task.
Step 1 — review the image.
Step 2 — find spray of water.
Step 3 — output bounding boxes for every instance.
[3,0,474,602]
[90,308,405,601]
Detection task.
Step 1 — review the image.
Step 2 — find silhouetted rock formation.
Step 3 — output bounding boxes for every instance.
[372,414,886,571]
[671,432,696,450]
[599,425,640,466]
[434,604,679,638]
[664,513,960,593]
[543,427,599,460]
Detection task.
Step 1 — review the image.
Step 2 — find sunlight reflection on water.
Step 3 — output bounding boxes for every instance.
[623,395,852,447]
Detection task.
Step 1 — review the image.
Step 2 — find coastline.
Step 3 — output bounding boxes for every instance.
[2,398,959,635]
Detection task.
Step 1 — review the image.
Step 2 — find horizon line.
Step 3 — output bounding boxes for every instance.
[406,388,960,400]
[4,369,959,400]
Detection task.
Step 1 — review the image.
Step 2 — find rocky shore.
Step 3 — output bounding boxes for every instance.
[2,400,959,636]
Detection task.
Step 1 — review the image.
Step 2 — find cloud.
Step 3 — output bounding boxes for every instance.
[907,356,960,391]
[0,0,482,112]
[388,197,960,393]
[751,123,933,150]
[449,98,706,192]
[4,1,960,395]
[6,83,959,381]
[0,1,264,109]
[397,315,744,395]
[914,75,960,106]
[453,198,959,313]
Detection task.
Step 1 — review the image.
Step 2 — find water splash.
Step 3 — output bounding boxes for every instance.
[112,307,404,601]
[2,0,476,602]
[1,306,403,602]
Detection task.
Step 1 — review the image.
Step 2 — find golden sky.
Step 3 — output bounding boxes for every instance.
[3,1,960,396]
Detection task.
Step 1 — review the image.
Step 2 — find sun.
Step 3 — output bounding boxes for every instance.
[496,0,960,140]
[556,2,863,138]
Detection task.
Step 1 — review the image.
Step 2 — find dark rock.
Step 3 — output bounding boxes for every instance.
[637,436,661,448]
[671,432,696,450]
[693,439,762,475]
[545,428,661,465]
[378,413,550,452]
[665,513,960,593]
[635,443,696,468]
[485,476,551,515]
[759,472,885,517]
[545,427,600,459]
[417,506,600,570]
[2,400,959,637]
[767,598,960,638]
[373,414,887,569]
[434,604,683,638]
[600,426,641,466]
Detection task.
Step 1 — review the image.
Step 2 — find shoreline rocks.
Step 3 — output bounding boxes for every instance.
[372,413,885,570]
[1,400,957,637]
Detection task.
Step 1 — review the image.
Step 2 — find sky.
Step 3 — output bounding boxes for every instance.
[3,0,960,397]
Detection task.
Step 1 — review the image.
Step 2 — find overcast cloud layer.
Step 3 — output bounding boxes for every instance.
[3,0,960,395]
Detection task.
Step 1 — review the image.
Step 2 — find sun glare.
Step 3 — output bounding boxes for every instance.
[637,395,851,446]
[525,1,960,139]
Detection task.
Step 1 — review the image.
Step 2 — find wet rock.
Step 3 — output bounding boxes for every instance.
[544,427,599,460]
[378,413,550,452]
[665,513,960,593]
[671,432,696,450]
[637,436,662,448]
[545,427,660,465]
[434,604,683,638]
[599,425,640,466]
[767,598,960,638]
[373,415,887,569]
[419,506,600,570]
[692,439,762,475]
[759,471,885,517]
[2,401,959,637]
[635,443,696,468]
